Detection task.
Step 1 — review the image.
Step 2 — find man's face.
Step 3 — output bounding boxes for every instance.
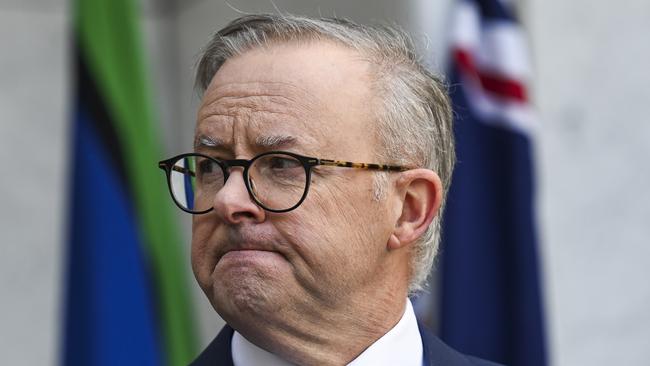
[191,41,397,329]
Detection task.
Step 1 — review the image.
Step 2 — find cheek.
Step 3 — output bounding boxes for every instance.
[312,175,382,247]
[285,175,386,294]
[191,216,218,287]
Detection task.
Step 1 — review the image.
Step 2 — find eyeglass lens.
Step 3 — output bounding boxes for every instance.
[169,153,308,212]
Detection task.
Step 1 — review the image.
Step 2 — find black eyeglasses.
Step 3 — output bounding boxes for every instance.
[158,151,410,214]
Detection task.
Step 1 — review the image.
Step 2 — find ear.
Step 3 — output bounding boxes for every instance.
[387,169,443,250]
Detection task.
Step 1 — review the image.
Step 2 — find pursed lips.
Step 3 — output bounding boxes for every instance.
[212,225,288,263]
[216,241,284,263]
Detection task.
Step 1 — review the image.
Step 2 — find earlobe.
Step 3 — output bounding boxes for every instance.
[389,169,443,250]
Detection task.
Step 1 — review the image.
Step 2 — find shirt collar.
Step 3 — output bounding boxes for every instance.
[231,299,423,366]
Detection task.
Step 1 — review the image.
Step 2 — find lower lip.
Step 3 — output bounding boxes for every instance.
[219,250,283,264]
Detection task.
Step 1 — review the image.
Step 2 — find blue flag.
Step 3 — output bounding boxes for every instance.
[437,0,548,365]
[63,1,196,365]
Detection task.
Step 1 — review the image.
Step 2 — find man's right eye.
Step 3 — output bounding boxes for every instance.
[198,159,221,177]
[198,160,212,173]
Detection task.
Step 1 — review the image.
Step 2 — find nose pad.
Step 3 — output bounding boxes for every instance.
[249,175,258,199]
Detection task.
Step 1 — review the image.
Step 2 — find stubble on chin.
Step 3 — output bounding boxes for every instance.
[194,223,286,318]
[211,260,285,327]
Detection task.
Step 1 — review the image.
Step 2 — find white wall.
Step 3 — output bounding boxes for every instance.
[1,0,649,364]
[0,1,69,365]
[529,0,650,364]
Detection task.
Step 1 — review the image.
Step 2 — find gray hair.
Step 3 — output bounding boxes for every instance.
[195,14,455,295]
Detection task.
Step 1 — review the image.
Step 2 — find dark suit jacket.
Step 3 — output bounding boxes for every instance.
[190,323,503,366]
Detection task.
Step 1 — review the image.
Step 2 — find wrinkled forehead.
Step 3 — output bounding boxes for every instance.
[195,81,322,154]
[194,42,377,158]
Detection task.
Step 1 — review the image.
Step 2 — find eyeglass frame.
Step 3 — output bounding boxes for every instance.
[158,150,412,214]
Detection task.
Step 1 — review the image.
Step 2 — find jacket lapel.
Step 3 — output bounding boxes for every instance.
[189,325,235,366]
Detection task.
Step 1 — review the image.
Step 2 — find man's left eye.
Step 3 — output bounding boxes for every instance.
[269,157,300,169]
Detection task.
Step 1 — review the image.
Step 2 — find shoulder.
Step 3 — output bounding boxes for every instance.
[418,322,504,366]
[189,325,235,366]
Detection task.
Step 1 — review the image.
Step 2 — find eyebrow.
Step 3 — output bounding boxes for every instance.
[194,134,225,150]
[254,134,297,149]
[193,133,298,151]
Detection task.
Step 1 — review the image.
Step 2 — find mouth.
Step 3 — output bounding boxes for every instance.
[212,225,287,267]
[218,243,280,259]
[222,248,279,257]
[217,248,286,270]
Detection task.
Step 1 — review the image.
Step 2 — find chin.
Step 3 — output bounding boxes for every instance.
[210,256,286,322]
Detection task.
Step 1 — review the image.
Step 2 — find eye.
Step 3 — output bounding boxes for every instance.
[196,158,224,184]
[269,156,301,170]
[198,159,217,173]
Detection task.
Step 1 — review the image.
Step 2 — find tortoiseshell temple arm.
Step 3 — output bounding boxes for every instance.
[159,162,196,177]
[172,165,196,177]
[318,159,410,172]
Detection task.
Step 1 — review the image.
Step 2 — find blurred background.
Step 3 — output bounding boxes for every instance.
[1,0,649,365]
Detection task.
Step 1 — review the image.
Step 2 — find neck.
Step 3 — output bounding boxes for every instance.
[231,285,408,365]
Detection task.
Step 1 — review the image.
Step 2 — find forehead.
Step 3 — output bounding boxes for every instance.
[195,41,376,158]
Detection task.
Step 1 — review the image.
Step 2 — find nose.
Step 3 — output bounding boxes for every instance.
[212,168,266,224]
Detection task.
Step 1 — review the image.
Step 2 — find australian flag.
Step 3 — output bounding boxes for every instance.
[437,0,548,365]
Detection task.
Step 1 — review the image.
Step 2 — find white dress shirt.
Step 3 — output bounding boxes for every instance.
[232,299,423,366]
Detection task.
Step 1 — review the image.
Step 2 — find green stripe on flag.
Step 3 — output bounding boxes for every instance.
[75,1,197,365]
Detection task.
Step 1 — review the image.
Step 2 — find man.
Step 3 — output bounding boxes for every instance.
[158,14,501,366]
